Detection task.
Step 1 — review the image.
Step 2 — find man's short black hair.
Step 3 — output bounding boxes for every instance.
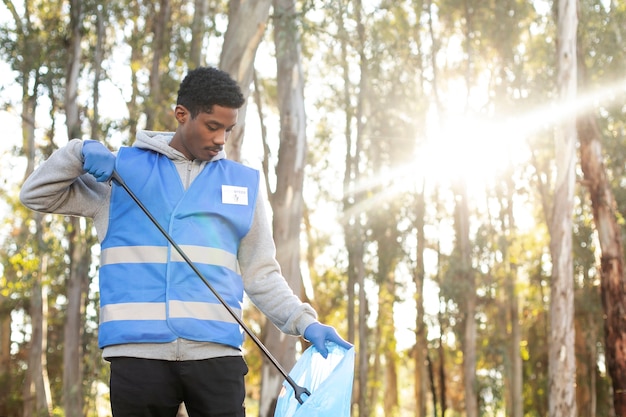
[176,67,245,118]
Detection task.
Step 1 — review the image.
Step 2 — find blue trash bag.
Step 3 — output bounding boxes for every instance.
[274,342,355,417]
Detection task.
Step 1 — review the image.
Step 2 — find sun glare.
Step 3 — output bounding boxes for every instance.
[414,74,626,199]
[418,115,522,191]
[411,79,529,201]
[342,72,626,227]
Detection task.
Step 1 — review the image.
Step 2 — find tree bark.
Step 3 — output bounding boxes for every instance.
[219,0,272,162]
[0,6,39,410]
[438,304,447,417]
[126,0,144,143]
[578,112,626,416]
[413,185,428,417]
[455,179,477,417]
[257,1,307,415]
[378,267,399,417]
[189,0,208,67]
[576,7,626,413]
[353,2,369,415]
[90,3,105,140]
[18,23,52,411]
[335,11,359,413]
[63,219,92,417]
[23,239,52,417]
[499,174,523,417]
[146,0,171,131]
[63,2,86,415]
[0,305,10,416]
[548,1,578,416]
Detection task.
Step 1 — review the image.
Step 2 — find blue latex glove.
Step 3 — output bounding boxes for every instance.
[304,322,353,359]
[82,140,115,182]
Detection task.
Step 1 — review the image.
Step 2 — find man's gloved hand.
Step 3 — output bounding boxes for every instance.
[82,140,115,182]
[304,322,353,359]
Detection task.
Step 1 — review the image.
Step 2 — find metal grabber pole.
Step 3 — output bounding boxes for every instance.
[111,171,311,405]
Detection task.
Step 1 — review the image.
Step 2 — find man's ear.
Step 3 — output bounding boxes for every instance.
[174,105,188,123]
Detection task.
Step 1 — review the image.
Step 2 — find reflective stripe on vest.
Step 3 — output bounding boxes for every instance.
[101,245,239,272]
[98,147,259,349]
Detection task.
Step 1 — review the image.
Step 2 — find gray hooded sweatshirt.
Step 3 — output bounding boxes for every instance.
[19,131,317,361]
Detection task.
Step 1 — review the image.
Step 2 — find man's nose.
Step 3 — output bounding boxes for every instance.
[214,129,228,145]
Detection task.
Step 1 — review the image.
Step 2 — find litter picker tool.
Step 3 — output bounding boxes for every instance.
[111,171,311,405]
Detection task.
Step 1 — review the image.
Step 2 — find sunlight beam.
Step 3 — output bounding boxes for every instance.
[340,75,626,221]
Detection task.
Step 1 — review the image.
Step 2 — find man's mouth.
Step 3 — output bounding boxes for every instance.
[207,147,223,154]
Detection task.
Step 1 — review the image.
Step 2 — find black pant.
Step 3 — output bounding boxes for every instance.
[109,356,248,417]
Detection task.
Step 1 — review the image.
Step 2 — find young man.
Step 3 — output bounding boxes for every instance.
[20,66,351,417]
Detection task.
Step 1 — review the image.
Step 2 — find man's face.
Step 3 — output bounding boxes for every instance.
[171,104,238,161]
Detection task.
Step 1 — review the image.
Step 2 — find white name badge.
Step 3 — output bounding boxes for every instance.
[222,185,249,205]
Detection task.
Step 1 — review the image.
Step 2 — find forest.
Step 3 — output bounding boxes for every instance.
[0,0,625,416]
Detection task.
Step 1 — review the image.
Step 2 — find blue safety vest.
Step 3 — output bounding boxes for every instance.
[98,147,259,349]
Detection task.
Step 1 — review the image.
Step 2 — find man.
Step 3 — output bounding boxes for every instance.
[20,66,351,417]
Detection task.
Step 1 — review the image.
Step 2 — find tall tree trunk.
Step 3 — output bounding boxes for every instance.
[410,4,428,414]
[90,3,105,140]
[372,209,401,417]
[459,3,477,413]
[499,174,523,417]
[219,0,272,162]
[23,238,52,417]
[353,1,369,415]
[0,302,10,417]
[548,1,577,416]
[258,1,307,415]
[63,2,86,416]
[425,0,442,115]
[413,185,428,417]
[335,4,363,415]
[0,5,39,409]
[336,0,354,345]
[437,303,447,417]
[509,231,523,417]
[63,219,93,417]
[189,0,208,67]
[65,0,82,141]
[378,265,399,417]
[455,179,477,417]
[19,49,52,415]
[578,111,626,416]
[434,217,446,417]
[126,0,144,143]
[145,0,171,130]
[576,16,626,417]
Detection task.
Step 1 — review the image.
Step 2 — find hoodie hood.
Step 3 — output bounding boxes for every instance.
[134,130,227,162]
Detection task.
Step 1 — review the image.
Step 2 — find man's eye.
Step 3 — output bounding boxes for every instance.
[207,125,218,131]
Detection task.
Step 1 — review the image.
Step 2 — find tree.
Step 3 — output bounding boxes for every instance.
[455,178,478,417]
[332,0,368,414]
[411,182,429,417]
[145,0,173,131]
[256,1,308,414]
[548,0,578,416]
[370,205,402,417]
[220,0,273,162]
[62,0,86,414]
[576,2,626,413]
[1,1,56,415]
[189,0,209,67]
[578,76,626,417]
[499,174,524,417]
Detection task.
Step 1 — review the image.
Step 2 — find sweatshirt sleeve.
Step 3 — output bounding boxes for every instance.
[238,197,318,337]
[19,139,112,240]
